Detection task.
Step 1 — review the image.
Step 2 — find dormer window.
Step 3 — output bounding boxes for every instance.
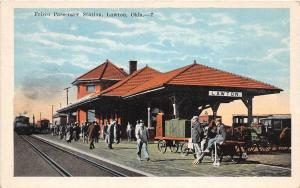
[86,84,95,93]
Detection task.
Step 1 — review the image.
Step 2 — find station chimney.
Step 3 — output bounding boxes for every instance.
[129,60,137,75]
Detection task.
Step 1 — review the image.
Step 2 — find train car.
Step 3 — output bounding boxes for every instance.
[232,114,271,127]
[14,115,33,135]
[53,113,67,126]
[35,119,50,134]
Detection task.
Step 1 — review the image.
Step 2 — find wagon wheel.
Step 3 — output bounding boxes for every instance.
[170,141,179,153]
[157,140,167,154]
[248,144,258,153]
[180,143,189,157]
[232,145,243,163]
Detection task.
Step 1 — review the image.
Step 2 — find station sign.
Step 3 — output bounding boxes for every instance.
[209,90,242,97]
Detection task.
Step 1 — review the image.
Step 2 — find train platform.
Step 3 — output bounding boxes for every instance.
[34,134,291,176]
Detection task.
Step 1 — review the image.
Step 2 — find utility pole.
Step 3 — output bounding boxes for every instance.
[33,114,35,125]
[51,105,54,124]
[64,87,71,106]
[40,112,41,122]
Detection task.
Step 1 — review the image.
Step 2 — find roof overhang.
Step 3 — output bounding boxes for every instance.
[123,86,165,99]
[165,84,282,96]
[123,84,282,100]
[57,96,100,113]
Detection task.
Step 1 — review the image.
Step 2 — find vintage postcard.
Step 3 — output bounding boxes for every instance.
[1,1,300,188]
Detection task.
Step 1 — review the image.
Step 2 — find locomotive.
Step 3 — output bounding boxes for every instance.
[14,115,33,135]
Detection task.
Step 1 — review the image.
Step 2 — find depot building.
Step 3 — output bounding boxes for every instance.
[57,59,282,138]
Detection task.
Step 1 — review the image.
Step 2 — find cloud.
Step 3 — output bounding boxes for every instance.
[219,45,289,66]
[156,12,198,25]
[94,17,234,50]
[241,24,279,37]
[281,37,289,46]
[68,54,98,69]
[21,48,99,71]
[98,17,132,28]
[19,71,74,100]
[207,13,236,26]
[217,53,289,91]
[17,29,179,55]
[69,24,77,31]
[24,49,66,66]
[96,30,145,37]
[15,32,106,55]
[264,48,289,64]
[171,13,198,25]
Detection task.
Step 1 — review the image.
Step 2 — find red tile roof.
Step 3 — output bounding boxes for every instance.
[124,63,281,97]
[93,66,161,97]
[72,60,128,84]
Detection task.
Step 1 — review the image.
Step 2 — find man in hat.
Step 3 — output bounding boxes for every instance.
[203,118,227,153]
[106,120,115,149]
[81,122,88,144]
[114,121,121,144]
[87,122,96,149]
[135,120,150,161]
[94,121,100,143]
[191,116,204,164]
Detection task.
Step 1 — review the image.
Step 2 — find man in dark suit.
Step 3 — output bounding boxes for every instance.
[94,121,100,143]
[203,118,226,153]
[191,116,204,164]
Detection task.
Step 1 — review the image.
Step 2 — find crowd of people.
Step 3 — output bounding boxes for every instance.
[49,119,150,161]
[191,116,226,165]
[49,116,227,164]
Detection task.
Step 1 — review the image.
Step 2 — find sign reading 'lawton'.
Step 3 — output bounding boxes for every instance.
[209,91,242,97]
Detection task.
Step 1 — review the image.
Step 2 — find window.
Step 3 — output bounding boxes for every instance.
[86,85,95,93]
[273,120,282,130]
[244,118,248,123]
[239,118,243,123]
[262,120,272,128]
[87,110,95,122]
[282,119,291,129]
[253,117,258,123]
[234,118,239,123]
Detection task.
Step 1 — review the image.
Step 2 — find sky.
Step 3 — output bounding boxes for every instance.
[14,8,290,124]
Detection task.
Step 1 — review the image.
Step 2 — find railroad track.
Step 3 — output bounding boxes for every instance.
[20,135,72,177]
[19,135,128,177]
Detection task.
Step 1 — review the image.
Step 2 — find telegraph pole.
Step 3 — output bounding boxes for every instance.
[33,114,35,125]
[51,105,54,124]
[64,87,71,106]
